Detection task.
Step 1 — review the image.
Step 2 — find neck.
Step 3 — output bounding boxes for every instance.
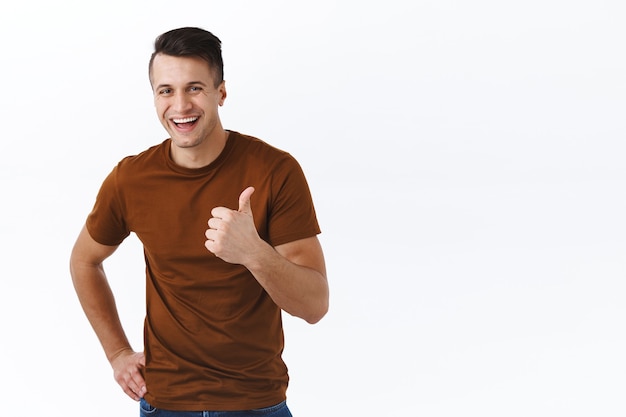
[170,129,229,169]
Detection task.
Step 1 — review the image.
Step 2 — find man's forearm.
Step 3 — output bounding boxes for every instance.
[71,262,133,362]
[245,240,329,324]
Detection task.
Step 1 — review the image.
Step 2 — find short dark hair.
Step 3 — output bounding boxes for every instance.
[149,27,224,87]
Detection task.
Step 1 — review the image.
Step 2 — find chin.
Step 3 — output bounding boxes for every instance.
[171,136,203,149]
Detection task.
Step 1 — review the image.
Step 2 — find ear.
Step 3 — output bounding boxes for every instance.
[218,80,227,106]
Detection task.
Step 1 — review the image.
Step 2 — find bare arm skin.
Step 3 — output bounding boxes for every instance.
[205,187,329,324]
[69,226,147,401]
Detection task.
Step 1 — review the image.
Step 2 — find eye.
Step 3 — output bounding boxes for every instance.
[189,86,202,93]
[159,88,172,95]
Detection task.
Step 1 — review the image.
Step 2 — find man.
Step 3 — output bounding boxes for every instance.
[70,27,328,416]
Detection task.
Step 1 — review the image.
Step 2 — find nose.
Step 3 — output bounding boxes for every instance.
[172,91,193,113]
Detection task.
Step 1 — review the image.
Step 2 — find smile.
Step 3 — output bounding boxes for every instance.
[172,116,199,126]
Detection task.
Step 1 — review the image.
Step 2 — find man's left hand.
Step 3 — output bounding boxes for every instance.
[205,186,263,265]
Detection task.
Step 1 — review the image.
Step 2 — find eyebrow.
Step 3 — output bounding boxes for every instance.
[155,81,208,90]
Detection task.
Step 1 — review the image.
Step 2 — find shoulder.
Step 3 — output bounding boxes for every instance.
[116,140,168,172]
[230,131,298,169]
[102,140,169,191]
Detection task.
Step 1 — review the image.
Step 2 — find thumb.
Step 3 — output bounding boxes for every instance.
[238,186,255,214]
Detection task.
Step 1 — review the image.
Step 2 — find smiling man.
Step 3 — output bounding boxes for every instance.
[70,27,328,417]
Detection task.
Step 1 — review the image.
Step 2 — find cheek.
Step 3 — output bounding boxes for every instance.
[154,100,168,118]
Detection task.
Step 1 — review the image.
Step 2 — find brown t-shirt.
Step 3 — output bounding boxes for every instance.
[86,131,321,411]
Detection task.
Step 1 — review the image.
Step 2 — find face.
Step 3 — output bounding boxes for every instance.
[150,53,226,150]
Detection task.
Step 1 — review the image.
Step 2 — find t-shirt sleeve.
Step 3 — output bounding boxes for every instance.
[85,165,131,246]
[267,155,321,247]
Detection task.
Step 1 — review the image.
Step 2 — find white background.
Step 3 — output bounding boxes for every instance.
[1,1,625,415]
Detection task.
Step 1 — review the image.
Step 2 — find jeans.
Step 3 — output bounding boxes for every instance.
[139,398,293,417]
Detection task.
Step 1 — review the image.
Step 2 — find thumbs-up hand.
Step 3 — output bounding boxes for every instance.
[205,187,261,265]
[237,186,255,216]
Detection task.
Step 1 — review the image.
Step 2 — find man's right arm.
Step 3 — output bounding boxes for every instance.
[70,225,147,401]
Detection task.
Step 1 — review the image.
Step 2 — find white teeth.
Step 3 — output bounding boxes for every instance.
[173,117,198,124]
